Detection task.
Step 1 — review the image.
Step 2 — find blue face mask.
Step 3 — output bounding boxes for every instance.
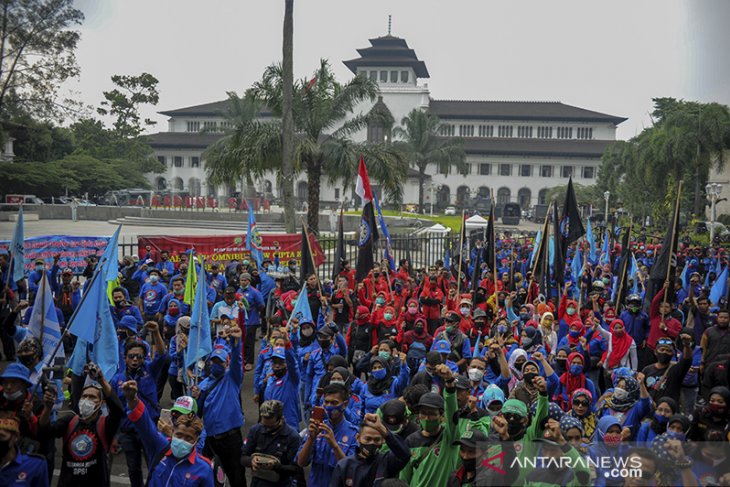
[371,368,387,380]
[324,403,345,419]
[569,330,580,339]
[654,413,669,425]
[170,436,195,458]
[519,313,530,321]
[210,362,225,379]
[498,325,509,335]
[376,297,385,305]
[569,364,583,375]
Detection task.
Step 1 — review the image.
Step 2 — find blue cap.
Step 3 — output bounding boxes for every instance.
[271,346,286,360]
[480,384,505,408]
[210,348,229,362]
[118,315,138,332]
[433,340,451,354]
[0,363,32,386]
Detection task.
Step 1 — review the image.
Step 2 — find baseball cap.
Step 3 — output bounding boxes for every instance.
[34,258,44,265]
[317,326,335,338]
[0,363,32,387]
[501,399,528,417]
[118,315,138,332]
[144,258,154,265]
[433,340,451,354]
[379,399,407,431]
[240,272,252,281]
[454,375,471,390]
[452,429,488,449]
[473,308,487,319]
[271,346,286,360]
[445,311,461,323]
[210,348,229,362]
[417,392,445,410]
[171,396,198,415]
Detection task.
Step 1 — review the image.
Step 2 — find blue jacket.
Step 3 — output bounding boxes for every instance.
[127,400,213,487]
[296,417,358,487]
[160,292,190,316]
[239,286,264,326]
[262,346,301,429]
[112,353,167,431]
[198,337,244,436]
[359,360,411,416]
[27,269,52,295]
[110,302,144,328]
[304,340,347,405]
[254,345,275,397]
[155,260,175,277]
[139,282,168,315]
[0,448,48,487]
[618,309,650,346]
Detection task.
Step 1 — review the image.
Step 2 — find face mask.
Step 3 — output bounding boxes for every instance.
[556,358,567,369]
[460,307,470,316]
[656,352,672,365]
[521,337,533,349]
[3,390,23,402]
[168,308,180,317]
[376,297,385,305]
[498,325,509,335]
[654,413,669,425]
[356,442,380,461]
[467,368,484,382]
[408,307,418,315]
[371,368,387,380]
[149,275,159,283]
[273,367,287,379]
[330,379,345,387]
[171,436,195,458]
[301,327,314,337]
[415,325,425,333]
[507,420,525,437]
[613,329,624,338]
[318,339,331,350]
[569,330,580,338]
[384,313,393,321]
[18,355,35,369]
[325,403,345,419]
[462,457,477,472]
[445,325,454,333]
[36,264,45,272]
[78,398,99,419]
[602,278,610,285]
[570,364,583,375]
[210,362,225,379]
[613,387,628,401]
[630,306,639,313]
[567,307,577,316]
[174,288,184,295]
[519,313,530,321]
[603,432,622,447]
[487,408,501,418]
[420,418,441,433]
[709,403,726,416]
[378,351,391,360]
[522,372,537,386]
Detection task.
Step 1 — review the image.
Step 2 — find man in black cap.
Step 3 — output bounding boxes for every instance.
[454,375,489,421]
[447,416,516,487]
[379,399,419,448]
[410,351,446,393]
[330,413,410,487]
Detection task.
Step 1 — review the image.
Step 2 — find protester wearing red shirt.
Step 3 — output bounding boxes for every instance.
[419,275,444,334]
[647,283,682,350]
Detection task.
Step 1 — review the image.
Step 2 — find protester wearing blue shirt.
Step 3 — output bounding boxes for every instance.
[139,269,167,320]
[0,414,48,487]
[304,326,348,406]
[262,343,302,430]
[238,272,265,369]
[110,287,144,328]
[27,258,52,298]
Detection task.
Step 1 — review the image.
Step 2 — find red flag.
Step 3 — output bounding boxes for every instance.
[355,156,373,205]
[355,157,379,281]
[305,76,317,94]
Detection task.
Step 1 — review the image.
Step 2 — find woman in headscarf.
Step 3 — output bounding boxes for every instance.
[550,345,571,376]
[399,298,423,332]
[566,388,598,441]
[605,319,637,375]
[556,320,586,353]
[636,396,678,447]
[649,433,697,487]
[509,359,542,406]
[665,414,690,441]
[688,385,730,441]
[540,312,557,355]
[359,354,410,416]
[595,372,651,440]
[507,348,528,391]
[556,352,597,411]
[559,415,588,455]
[314,365,364,425]
[589,415,629,486]
[519,322,546,356]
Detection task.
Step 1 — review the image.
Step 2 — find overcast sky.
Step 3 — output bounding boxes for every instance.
[69,0,729,141]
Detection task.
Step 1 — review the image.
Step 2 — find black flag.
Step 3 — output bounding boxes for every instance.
[484,205,496,275]
[300,224,315,283]
[355,157,379,282]
[331,208,345,280]
[560,177,586,250]
[553,203,565,286]
[649,183,682,300]
[614,226,633,309]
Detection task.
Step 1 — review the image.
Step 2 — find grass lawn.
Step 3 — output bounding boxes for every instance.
[345,209,463,231]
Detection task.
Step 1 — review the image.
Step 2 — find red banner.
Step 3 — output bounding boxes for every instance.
[137,234,325,269]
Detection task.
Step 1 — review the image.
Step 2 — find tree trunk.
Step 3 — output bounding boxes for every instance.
[281,0,296,232]
[307,159,321,232]
[418,165,426,214]
[694,162,701,217]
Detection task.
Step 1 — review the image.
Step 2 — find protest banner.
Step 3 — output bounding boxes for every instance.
[0,235,110,276]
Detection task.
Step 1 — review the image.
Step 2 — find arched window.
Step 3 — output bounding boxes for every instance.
[188,178,202,197]
[437,185,451,206]
[156,177,167,191]
[172,177,184,191]
[456,186,470,205]
[538,188,549,205]
[518,188,532,209]
[297,181,308,202]
[477,186,490,198]
[497,187,511,205]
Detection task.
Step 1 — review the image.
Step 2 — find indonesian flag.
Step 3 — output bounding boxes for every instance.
[355,157,379,281]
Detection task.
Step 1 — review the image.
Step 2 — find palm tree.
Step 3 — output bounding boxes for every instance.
[393,109,466,213]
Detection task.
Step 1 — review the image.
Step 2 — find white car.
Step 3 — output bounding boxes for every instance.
[444,206,457,215]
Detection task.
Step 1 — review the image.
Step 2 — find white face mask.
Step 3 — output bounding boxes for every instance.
[460,307,471,316]
[467,368,484,382]
[78,398,99,419]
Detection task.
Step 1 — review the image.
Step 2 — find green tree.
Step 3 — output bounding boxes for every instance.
[97,73,160,138]
[6,116,74,162]
[207,60,406,231]
[0,0,84,119]
[0,160,77,196]
[545,182,602,209]
[392,109,466,213]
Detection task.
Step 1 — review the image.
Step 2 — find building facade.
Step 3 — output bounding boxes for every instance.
[147,34,626,211]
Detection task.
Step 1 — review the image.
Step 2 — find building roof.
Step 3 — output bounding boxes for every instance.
[344,35,430,78]
[448,137,615,158]
[158,99,273,118]
[430,100,627,125]
[145,132,225,149]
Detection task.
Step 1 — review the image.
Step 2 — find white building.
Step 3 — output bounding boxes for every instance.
[147,33,626,211]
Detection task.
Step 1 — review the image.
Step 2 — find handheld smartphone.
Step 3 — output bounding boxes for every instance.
[311,406,325,422]
[160,408,172,424]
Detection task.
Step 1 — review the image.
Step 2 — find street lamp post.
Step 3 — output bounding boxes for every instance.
[603,191,610,227]
[430,184,435,216]
[706,182,723,244]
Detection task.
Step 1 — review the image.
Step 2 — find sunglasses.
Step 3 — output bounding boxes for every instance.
[572,399,589,407]
[127,353,145,360]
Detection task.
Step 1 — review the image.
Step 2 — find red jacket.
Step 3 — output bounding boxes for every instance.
[647,288,682,349]
[419,286,444,320]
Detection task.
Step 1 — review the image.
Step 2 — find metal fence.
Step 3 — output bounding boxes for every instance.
[117,231,536,282]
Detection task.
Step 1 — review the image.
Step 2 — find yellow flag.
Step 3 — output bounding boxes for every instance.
[183,254,197,306]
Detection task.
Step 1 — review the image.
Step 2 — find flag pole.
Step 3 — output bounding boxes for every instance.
[456,210,466,299]
[530,202,553,279]
[578,239,588,310]
[301,218,324,297]
[193,256,205,387]
[490,193,498,306]
[39,273,46,352]
[615,223,633,311]
[662,181,683,306]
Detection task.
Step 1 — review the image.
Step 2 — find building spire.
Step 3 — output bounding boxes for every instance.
[388,15,392,35]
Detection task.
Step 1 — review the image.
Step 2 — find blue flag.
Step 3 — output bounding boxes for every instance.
[600,229,610,265]
[288,286,313,326]
[704,257,718,288]
[9,206,25,283]
[679,262,690,291]
[100,225,121,283]
[530,230,542,267]
[67,270,119,380]
[246,204,264,267]
[444,246,451,269]
[27,273,64,383]
[710,265,728,306]
[373,194,395,272]
[630,253,640,294]
[586,218,597,264]
[570,248,583,299]
[185,262,213,369]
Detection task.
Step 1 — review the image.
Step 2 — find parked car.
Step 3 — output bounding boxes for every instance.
[4,194,44,205]
[444,206,457,215]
